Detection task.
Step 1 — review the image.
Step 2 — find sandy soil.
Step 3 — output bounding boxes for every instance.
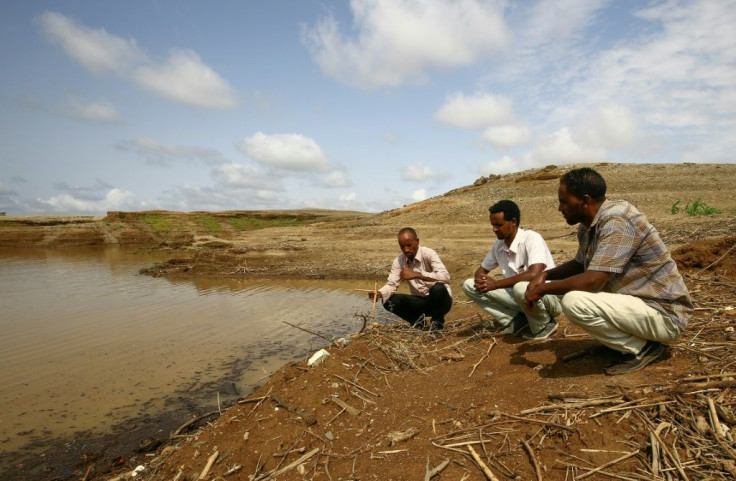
[2,163,736,481]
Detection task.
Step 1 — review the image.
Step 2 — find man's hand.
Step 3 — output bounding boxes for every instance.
[474,273,497,293]
[400,266,420,280]
[368,291,382,301]
[524,272,547,308]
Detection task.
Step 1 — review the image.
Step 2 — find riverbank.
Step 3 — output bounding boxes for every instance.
[2,163,736,480]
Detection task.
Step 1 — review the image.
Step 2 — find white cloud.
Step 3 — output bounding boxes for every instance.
[64,96,122,123]
[402,161,434,182]
[132,50,237,110]
[574,104,639,150]
[212,163,278,190]
[531,128,605,165]
[117,138,225,166]
[411,189,427,202]
[322,170,351,188]
[240,132,330,172]
[40,188,137,213]
[302,0,509,88]
[481,124,531,148]
[434,92,514,129]
[36,11,145,74]
[37,12,237,110]
[339,192,357,202]
[478,155,528,176]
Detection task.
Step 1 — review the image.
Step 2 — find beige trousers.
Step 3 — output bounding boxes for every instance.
[560,290,681,354]
[463,278,561,333]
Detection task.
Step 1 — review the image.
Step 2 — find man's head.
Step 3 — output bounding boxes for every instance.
[397,227,419,260]
[488,200,520,244]
[558,167,607,226]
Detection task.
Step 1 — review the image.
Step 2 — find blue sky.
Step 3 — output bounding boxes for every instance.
[1,0,734,214]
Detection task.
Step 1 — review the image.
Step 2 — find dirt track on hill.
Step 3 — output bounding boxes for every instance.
[2,163,736,481]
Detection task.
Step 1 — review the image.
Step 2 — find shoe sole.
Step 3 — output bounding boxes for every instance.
[522,322,558,340]
[605,344,666,375]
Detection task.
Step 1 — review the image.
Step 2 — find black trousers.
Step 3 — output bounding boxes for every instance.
[382,283,452,327]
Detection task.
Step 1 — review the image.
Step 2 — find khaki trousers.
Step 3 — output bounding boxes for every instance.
[462,278,561,333]
[560,290,681,354]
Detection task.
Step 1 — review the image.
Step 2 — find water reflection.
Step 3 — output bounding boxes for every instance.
[0,247,374,459]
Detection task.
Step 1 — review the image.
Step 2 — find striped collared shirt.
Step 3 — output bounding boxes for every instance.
[575,199,693,330]
[378,246,452,301]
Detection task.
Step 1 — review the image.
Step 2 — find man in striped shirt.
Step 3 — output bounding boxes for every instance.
[525,167,693,375]
[370,227,453,332]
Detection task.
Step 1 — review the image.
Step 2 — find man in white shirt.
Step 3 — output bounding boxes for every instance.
[463,200,561,339]
[369,227,452,331]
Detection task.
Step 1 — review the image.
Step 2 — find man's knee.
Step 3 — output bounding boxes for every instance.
[462,278,476,295]
[561,291,588,324]
[512,281,529,303]
[430,283,449,296]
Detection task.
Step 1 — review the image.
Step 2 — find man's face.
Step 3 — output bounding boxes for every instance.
[397,232,419,260]
[490,212,516,241]
[558,182,585,225]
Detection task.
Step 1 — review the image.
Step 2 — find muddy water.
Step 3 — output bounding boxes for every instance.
[0,247,374,467]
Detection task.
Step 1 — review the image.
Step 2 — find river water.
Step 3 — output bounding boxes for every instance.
[0,247,374,467]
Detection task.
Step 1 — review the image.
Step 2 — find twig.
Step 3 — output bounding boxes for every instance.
[198,451,219,480]
[467,445,501,481]
[521,439,543,481]
[695,243,736,275]
[425,458,450,481]
[255,448,320,481]
[334,374,379,397]
[372,281,378,318]
[469,339,496,378]
[172,411,220,437]
[576,451,638,480]
[283,320,338,348]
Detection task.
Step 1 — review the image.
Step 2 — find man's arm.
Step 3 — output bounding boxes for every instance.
[524,264,610,306]
[370,257,402,301]
[475,263,546,293]
[401,249,450,283]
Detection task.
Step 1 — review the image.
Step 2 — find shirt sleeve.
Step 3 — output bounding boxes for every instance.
[587,215,640,274]
[422,249,451,284]
[480,244,499,271]
[525,232,552,269]
[378,256,402,301]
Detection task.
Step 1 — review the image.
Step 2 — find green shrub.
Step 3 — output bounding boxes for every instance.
[671,199,722,216]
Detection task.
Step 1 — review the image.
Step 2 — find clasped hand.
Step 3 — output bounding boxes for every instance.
[400,266,420,280]
[473,274,496,293]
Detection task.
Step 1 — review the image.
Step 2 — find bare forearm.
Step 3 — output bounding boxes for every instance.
[544,260,584,281]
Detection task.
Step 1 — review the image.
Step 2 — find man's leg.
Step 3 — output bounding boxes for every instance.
[425,283,453,328]
[462,278,521,326]
[383,294,428,327]
[561,291,681,354]
[512,281,562,334]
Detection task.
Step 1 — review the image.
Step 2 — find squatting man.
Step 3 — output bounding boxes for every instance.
[369,227,452,331]
[462,199,561,340]
[524,167,693,375]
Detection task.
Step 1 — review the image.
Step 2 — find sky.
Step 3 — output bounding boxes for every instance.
[0,0,734,215]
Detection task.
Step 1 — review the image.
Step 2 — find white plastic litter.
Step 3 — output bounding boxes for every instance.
[307,348,330,366]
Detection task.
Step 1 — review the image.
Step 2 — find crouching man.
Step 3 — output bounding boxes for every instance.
[463,200,561,339]
[369,227,452,331]
[525,167,693,374]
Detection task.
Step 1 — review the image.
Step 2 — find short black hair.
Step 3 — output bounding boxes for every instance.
[398,227,418,239]
[489,200,521,226]
[560,167,607,200]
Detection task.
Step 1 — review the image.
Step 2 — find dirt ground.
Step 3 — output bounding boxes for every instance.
[2,163,736,481]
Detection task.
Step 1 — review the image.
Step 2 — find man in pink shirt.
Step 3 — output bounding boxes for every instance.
[369,227,452,331]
